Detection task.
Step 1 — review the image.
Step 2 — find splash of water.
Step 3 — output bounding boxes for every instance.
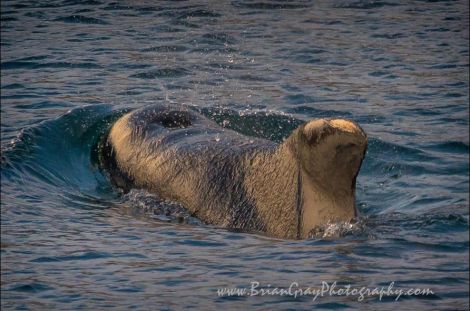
[121,189,202,225]
[308,218,369,239]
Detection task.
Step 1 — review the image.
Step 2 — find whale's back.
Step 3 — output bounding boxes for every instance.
[101,104,277,229]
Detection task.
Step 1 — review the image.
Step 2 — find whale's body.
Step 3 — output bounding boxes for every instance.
[101,104,367,239]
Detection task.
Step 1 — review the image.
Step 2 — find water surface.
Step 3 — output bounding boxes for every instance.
[1,0,469,310]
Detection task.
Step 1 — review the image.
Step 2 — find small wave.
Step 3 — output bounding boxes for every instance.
[1,83,25,89]
[334,1,400,9]
[141,45,188,53]
[206,62,245,70]
[7,283,54,293]
[176,9,221,19]
[13,101,74,109]
[371,33,407,39]
[61,0,102,6]
[1,61,102,70]
[237,74,278,82]
[372,209,469,229]
[189,46,238,54]
[366,138,436,162]
[170,19,200,29]
[155,5,209,18]
[9,55,49,62]
[190,32,238,46]
[285,105,353,119]
[1,104,124,195]
[284,93,363,105]
[102,4,132,11]
[129,68,191,79]
[1,16,17,22]
[368,70,389,77]
[151,24,185,33]
[24,11,47,19]
[232,1,312,10]
[53,15,108,24]
[30,251,146,263]
[424,141,469,154]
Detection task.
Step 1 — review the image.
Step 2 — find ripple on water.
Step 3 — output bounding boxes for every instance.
[285,106,353,119]
[335,1,401,9]
[140,45,189,53]
[231,1,312,10]
[53,15,108,24]
[8,283,55,293]
[176,9,221,19]
[424,141,469,154]
[129,68,191,79]
[1,61,102,70]
[13,101,75,110]
[30,251,147,263]
[1,83,25,89]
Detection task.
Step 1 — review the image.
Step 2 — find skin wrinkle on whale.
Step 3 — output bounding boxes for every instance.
[101,104,368,239]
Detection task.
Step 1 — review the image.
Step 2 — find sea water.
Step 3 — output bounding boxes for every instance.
[1,1,469,310]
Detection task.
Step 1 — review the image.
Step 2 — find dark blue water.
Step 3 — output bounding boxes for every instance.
[1,0,469,310]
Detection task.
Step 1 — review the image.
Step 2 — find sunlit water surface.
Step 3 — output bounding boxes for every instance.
[1,0,469,310]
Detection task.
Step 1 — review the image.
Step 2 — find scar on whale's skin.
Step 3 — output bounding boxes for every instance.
[100,104,368,239]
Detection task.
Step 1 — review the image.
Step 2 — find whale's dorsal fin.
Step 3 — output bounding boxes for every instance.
[294,118,368,237]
